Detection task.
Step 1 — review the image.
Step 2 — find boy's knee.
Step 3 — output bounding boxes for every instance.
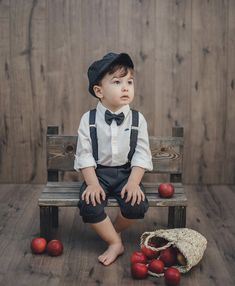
[121,200,149,219]
[78,201,107,223]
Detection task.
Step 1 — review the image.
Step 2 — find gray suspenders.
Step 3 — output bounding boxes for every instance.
[89,109,139,163]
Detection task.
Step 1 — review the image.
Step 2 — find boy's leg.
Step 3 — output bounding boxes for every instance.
[91,216,124,266]
[78,169,125,266]
[113,174,149,233]
[113,210,136,234]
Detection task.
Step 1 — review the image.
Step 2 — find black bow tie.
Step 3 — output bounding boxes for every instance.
[105,110,125,126]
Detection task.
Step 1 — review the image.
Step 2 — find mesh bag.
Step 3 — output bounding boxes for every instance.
[140,228,207,275]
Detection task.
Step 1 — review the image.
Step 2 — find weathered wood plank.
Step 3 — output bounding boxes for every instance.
[38,194,187,207]
[168,206,187,228]
[189,0,228,184]
[0,5,11,182]
[46,135,183,173]
[38,185,187,208]
[224,0,235,183]
[1,184,234,285]
[1,0,47,183]
[185,185,235,285]
[44,181,184,189]
[154,0,191,137]
[0,1,235,184]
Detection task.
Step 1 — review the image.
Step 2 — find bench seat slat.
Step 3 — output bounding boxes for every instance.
[44,182,183,191]
[39,194,187,207]
[41,187,184,195]
[46,181,183,188]
[39,183,187,207]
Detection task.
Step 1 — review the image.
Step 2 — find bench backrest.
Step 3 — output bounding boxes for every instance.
[46,125,184,182]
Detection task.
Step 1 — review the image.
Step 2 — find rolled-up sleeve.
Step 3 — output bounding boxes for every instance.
[74,112,97,171]
[131,113,153,171]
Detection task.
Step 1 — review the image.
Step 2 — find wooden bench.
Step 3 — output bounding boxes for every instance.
[39,126,187,240]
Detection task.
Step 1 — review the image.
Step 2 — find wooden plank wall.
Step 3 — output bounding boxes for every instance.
[0,0,234,184]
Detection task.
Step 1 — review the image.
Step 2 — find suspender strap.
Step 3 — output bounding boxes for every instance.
[89,109,98,161]
[128,110,139,162]
[89,108,139,163]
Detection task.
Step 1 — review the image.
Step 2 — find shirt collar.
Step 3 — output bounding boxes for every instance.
[97,102,130,118]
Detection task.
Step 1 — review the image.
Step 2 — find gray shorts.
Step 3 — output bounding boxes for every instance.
[78,164,149,223]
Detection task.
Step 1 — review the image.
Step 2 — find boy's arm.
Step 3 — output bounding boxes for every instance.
[81,166,100,186]
[127,166,145,185]
[74,113,104,206]
[74,112,97,171]
[131,113,153,171]
[121,166,146,206]
[120,113,152,206]
[80,166,106,206]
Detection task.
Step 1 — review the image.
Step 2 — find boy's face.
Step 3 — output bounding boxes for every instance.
[93,68,134,112]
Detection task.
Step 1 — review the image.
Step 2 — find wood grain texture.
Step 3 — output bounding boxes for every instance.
[224,0,235,182]
[46,134,183,173]
[38,181,186,207]
[0,0,11,181]
[0,184,234,285]
[0,0,47,183]
[0,0,235,184]
[189,0,229,183]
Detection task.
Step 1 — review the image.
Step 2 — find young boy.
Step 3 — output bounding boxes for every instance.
[74,52,153,266]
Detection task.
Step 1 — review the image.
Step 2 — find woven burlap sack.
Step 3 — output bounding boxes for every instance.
[140,228,207,275]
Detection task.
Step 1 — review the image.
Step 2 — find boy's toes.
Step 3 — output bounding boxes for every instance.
[98,253,107,263]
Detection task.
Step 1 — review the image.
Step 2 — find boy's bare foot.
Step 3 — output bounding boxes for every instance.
[98,242,124,266]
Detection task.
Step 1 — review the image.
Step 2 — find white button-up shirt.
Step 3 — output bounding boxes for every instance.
[74,102,153,171]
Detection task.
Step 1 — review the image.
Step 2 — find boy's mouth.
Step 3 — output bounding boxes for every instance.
[121,95,129,99]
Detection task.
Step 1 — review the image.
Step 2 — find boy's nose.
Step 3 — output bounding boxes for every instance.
[122,84,128,92]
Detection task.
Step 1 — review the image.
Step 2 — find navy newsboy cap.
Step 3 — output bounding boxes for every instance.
[87,52,134,97]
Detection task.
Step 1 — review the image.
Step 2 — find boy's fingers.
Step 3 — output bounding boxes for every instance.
[96,193,101,204]
[131,194,137,206]
[85,192,90,204]
[125,192,132,203]
[91,193,96,206]
[137,193,142,205]
[120,188,126,199]
[81,191,86,201]
[101,190,106,200]
[141,191,145,201]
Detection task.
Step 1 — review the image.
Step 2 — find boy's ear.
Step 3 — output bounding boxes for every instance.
[93,85,103,99]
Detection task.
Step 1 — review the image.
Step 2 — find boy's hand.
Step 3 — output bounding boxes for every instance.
[120,181,145,206]
[82,184,106,206]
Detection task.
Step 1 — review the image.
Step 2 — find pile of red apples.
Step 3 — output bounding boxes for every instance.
[131,237,187,285]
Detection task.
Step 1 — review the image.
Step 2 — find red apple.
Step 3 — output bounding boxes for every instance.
[160,247,177,267]
[148,259,165,274]
[131,251,147,264]
[47,239,63,256]
[158,183,174,198]
[141,243,159,259]
[165,267,181,286]
[30,237,47,254]
[131,263,148,279]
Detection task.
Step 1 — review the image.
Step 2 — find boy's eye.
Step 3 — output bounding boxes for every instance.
[128,80,133,84]
[114,80,120,84]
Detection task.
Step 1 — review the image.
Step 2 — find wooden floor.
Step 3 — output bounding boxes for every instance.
[0,184,234,286]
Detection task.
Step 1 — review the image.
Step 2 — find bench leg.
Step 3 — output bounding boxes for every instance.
[51,206,59,228]
[168,206,186,228]
[40,206,52,241]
